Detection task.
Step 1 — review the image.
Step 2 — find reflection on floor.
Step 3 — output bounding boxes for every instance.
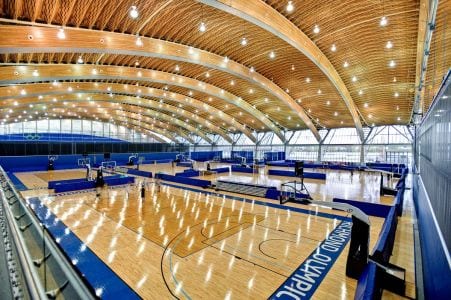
[14,163,415,299]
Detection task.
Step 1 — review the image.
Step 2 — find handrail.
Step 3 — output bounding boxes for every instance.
[0,166,95,299]
[0,175,46,299]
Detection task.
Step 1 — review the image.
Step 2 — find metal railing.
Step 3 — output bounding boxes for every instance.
[0,166,94,299]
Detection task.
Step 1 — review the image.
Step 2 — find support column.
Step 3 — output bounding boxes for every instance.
[317,144,322,162]
[360,144,365,164]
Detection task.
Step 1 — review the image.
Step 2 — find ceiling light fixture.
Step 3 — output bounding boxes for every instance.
[269,51,275,59]
[343,61,349,68]
[241,37,248,46]
[57,27,65,39]
[129,6,139,19]
[286,1,294,12]
[77,56,83,64]
[135,36,143,46]
[313,24,320,34]
[199,22,206,32]
[380,16,388,26]
[331,44,337,52]
[389,60,396,67]
[386,41,393,49]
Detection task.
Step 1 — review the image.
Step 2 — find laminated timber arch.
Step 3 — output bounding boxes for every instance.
[0,82,254,143]
[0,64,274,141]
[1,111,182,144]
[2,106,194,144]
[197,0,365,141]
[0,93,231,143]
[0,25,319,141]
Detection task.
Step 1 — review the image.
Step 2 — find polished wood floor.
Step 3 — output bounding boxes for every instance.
[15,163,415,299]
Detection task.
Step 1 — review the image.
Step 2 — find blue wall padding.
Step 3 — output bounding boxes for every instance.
[104,176,134,187]
[231,151,253,161]
[156,173,211,188]
[176,162,193,167]
[126,169,152,178]
[175,170,200,177]
[28,198,140,299]
[231,165,255,173]
[264,151,285,161]
[189,151,222,161]
[354,262,380,300]
[265,188,280,200]
[267,169,326,180]
[413,176,451,298]
[0,152,180,172]
[54,180,95,193]
[49,177,90,189]
[371,206,398,264]
[51,175,134,193]
[211,167,229,173]
[367,163,406,173]
[333,198,391,218]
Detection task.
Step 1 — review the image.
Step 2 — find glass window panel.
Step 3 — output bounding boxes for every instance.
[72,120,82,133]
[23,121,36,133]
[323,128,360,144]
[82,120,91,133]
[60,119,71,134]
[322,145,360,162]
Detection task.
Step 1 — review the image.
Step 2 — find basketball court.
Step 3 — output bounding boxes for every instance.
[1,1,449,299]
[10,160,415,299]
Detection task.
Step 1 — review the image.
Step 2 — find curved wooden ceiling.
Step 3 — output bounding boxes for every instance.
[0,0,446,144]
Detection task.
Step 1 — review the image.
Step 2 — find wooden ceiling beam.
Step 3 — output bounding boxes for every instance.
[0,64,268,141]
[197,0,365,141]
[1,93,232,144]
[0,82,255,143]
[0,25,322,141]
[1,109,181,144]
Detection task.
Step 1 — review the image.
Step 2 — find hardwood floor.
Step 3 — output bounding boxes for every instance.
[15,164,415,299]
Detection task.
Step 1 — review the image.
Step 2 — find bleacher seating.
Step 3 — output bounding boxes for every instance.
[216,180,277,198]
